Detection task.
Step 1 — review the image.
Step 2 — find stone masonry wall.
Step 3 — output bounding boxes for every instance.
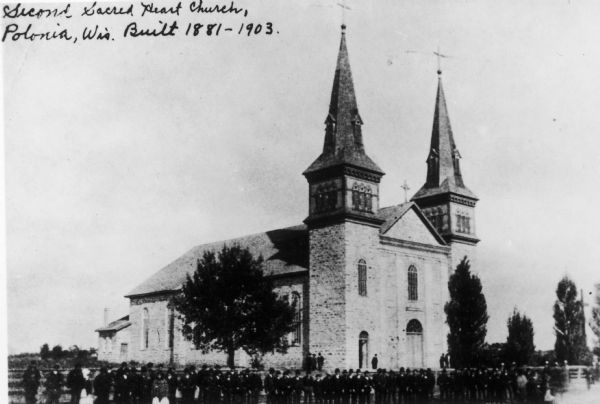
[343,222,381,370]
[129,294,173,364]
[308,223,347,371]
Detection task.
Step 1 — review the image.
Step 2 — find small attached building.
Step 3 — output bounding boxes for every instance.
[95,315,131,363]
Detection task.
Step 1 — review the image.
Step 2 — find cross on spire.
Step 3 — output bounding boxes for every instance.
[433,46,450,75]
[401,180,410,203]
[337,1,351,26]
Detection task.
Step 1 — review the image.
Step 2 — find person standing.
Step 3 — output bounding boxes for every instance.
[305,352,313,374]
[45,365,63,404]
[66,363,86,404]
[166,367,178,404]
[140,366,154,404]
[114,362,130,403]
[93,367,112,404]
[179,367,197,404]
[151,372,169,404]
[317,353,325,372]
[22,361,41,404]
[371,355,378,371]
[128,367,142,403]
[264,368,276,404]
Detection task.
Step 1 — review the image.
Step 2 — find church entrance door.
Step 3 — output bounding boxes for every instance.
[358,331,369,369]
[406,320,423,368]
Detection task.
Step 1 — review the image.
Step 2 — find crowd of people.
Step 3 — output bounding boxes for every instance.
[20,360,599,404]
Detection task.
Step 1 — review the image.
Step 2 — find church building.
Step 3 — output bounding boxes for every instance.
[102,26,479,371]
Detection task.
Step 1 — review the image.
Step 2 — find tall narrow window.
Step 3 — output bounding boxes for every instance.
[142,308,150,349]
[408,266,418,301]
[358,259,367,296]
[166,308,174,349]
[291,292,302,345]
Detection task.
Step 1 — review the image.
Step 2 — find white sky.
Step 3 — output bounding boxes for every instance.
[4,0,600,354]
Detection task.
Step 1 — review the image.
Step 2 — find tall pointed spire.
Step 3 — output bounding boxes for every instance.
[413,71,476,200]
[304,25,383,177]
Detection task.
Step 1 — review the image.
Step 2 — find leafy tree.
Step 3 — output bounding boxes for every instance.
[553,276,589,364]
[173,244,297,368]
[51,345,64,359]
[591,285,600,358]
[40,343,50,360]
[445,256,489,368]
[505,308,535,365]
[478,342,506,368]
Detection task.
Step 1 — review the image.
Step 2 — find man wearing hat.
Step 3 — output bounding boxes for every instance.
[22,361,41,404]
[93,366,112,404]
[45,364,63,404]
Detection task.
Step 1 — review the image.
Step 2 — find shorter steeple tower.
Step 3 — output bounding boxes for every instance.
[303,25,384,228]
[412,70,479,258]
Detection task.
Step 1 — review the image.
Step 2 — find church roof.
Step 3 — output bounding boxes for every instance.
[412,72,477,201]
[95,315,131,333]
[304,25,383,177]
[126,204,446,298]
[125,225,309,298]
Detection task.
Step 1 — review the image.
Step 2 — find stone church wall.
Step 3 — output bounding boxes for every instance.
[343,222,382,370]
[128,275,308,368]
[308,223,347,370]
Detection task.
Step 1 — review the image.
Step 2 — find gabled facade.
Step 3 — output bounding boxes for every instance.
[107,26,479,370]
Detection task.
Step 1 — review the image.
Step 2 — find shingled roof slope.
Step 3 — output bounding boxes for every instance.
[304,26,383,176]
[95,315,131,333]
[412,73,477,201]
[126,225,309,298]
[377,203,414,234]
[127,204,449,298]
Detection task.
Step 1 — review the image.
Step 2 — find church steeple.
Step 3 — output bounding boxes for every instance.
[412,70,479,250]
[304,26,384,227]
[413,71,476,201]
[304,25,383,177]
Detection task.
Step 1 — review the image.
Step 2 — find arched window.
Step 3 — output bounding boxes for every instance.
[406,319,423,334]
[408,266,418,301]
[291,292,302,345]
[358,259,367,296]
[165,307,175,349]
[142,308,150,349]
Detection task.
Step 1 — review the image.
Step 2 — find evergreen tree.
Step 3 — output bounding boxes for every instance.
[553,276,589,364]
[505,308,535,365]
[444,257,489,368]
[173,244,297,368]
